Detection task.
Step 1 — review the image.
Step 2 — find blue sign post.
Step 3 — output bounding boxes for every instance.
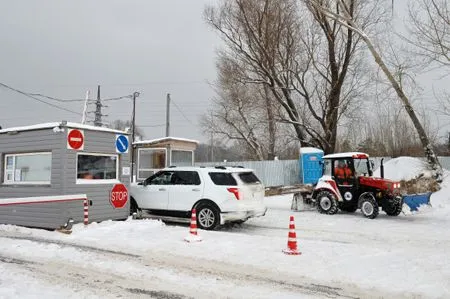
[115,135,129,154]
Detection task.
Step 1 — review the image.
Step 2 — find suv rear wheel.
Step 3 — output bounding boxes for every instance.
[196,203,220,230]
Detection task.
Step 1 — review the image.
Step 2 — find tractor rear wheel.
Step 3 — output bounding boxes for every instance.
[359,193,379,219]
[316,191,339,215]
[384,196,403,216]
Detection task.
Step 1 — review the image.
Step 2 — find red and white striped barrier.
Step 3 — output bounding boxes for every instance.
[0,194,87,206]
[0,194,88,226]
[83,198,89,225]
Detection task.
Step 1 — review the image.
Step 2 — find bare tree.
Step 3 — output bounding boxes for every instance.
[202,56,279,160]
[307,0,443,178]
[205,0,375,154]
[406,0,450,125]
[406,0,449,70]
[111,120,144,141]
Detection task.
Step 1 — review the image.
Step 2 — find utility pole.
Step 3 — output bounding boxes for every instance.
[130,91,140,183]
[81,90,90,124]
[94,85,102,126]
[210,112,214,162]
[166,93,171,137]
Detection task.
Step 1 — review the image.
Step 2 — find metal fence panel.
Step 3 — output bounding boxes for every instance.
[196,156,450,187]
[195,160,299,187]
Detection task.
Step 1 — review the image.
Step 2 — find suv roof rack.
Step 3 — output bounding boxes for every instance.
[214,166,227,170]
[168,165,177,168]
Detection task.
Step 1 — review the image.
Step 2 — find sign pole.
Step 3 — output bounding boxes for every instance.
[130,91,139,183]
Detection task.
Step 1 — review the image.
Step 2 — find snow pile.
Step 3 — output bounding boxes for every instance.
[373,156,430,181]
[429,170,450,209]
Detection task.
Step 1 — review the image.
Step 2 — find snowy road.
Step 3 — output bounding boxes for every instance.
[2,195,449,299]
[0,232,367,299]
[1,165,449,298]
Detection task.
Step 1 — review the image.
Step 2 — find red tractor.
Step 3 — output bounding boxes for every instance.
[312,152,403,219]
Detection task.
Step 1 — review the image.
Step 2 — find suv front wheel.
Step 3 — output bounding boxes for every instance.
[196,203,220,230]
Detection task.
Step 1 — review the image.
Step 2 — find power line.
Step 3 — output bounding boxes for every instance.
[172,99,196,127]
[30,93,134,103]
[28,93,86,102]
[0,82,82,115]
[138,124,166,128]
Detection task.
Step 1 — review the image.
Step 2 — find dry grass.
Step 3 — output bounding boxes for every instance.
[399,177,441,194]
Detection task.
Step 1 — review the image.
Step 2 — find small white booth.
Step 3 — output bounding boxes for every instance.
[133,137,198,181]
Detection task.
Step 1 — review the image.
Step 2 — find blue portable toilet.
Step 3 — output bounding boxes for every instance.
[299,147,324,184]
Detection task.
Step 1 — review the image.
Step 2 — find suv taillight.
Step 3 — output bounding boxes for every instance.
[227,187,241,200]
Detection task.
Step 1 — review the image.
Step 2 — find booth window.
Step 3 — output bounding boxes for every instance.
[171,150,194,167]
[77,153,118,183]
[138,148,166,180]
[3,152,52,184]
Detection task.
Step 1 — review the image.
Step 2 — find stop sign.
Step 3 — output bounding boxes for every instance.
[67,129,84,150]
[110,184,128,209]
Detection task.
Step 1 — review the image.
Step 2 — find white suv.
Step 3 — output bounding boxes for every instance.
[130,166,267,230]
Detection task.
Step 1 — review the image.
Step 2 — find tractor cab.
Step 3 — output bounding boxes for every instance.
[313,152,403,219]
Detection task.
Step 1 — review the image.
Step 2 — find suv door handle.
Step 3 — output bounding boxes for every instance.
[192,188,200,192]
[158,188,166,191]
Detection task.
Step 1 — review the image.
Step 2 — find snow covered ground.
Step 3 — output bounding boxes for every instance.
[1,157,449,298]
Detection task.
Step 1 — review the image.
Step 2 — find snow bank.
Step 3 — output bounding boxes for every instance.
[373,156,429,181]
[429,170,450,209]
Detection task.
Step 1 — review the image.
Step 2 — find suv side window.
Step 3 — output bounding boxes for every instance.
[171,171,201,185]
[238,172,260,184]
[146,171,173,185]
[208,172,237,186]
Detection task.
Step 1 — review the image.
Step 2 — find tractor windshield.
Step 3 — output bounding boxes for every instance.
[353,158,371,177]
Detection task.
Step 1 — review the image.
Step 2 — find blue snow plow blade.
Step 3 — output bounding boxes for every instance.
[403,192,432,211]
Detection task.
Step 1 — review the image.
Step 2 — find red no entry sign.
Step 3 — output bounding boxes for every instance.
[110,184,128,209]
[67,129,84,150]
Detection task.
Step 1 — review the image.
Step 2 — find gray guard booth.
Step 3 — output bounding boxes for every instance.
[0,122,130,229]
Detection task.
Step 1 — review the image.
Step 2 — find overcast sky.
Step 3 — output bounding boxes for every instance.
[0,0,220,142]
[0,1,448,143]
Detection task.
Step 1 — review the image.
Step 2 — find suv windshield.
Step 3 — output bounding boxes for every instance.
[354,158,370,176]
[238,172,260,184]
[209,172,237,186]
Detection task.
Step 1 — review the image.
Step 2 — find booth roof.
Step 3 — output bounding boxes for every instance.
[134,137,199,145]
[0,122,128,135]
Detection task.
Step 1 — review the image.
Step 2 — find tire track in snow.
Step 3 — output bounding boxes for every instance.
[1,234,140,258]
[0,234,364,298]
[0,233,407,299]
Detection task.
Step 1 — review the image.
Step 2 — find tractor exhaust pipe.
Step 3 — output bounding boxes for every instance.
[380,158,384,179]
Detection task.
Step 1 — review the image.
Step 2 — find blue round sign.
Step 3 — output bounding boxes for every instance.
[116,135,129,153]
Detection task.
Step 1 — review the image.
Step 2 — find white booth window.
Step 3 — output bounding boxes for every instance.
[77,153,118,183]
[138,148,166,180]
[171,150,194,167]
[4,152,52,184]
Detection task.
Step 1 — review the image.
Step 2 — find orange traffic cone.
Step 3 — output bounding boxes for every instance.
[282,215,301,255]
[184,208,202,243]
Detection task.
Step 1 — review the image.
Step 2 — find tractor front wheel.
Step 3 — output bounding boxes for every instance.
[359,193,379,219]
[316,191,339,215]
[384,196,403,216]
